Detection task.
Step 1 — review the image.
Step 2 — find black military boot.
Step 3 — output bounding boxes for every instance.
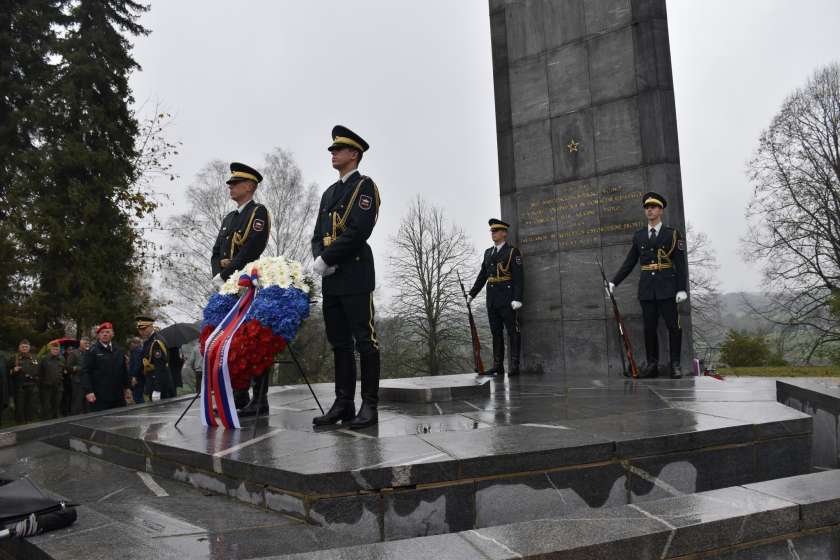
[669,362,683,379]
[313,351,356,426]
[669,328,683,379]
[481,335,505,376]
[349,351,379,430]
[234,389,250,410]
[508,331,521,377]
[238,374,270,417]
[640,362,659,379]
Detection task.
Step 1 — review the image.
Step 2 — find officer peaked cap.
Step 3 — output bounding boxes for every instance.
[489,219,510,231]
[642,191,667,208]
[135,315,155,329]
[329,125,369,153]
[226,162,263,185]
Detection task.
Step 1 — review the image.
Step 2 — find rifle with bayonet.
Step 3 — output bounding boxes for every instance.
[457,270,485,375]
[598,259,639,379]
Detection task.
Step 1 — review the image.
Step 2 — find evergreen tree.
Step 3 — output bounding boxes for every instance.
[0,1,63,346]
[30,0,151,337]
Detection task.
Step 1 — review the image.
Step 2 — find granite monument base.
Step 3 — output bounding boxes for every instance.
[778,378,840,470]
[6,375,809,551]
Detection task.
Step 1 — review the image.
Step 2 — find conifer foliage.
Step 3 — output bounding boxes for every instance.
[1,0,153,345]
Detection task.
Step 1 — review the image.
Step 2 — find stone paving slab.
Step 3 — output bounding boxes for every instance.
[777,378,840,469]
[379,373,492,402]
[745,469,840,530]
[268,472,840,560]
[0,442,369,560]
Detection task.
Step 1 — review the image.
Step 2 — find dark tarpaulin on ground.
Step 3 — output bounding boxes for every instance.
[0,478,77,538]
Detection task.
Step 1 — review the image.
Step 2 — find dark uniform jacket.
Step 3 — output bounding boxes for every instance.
[80,341,129,403]
[141,333,173,394]
[612,224,687,301]
[211,200,270,281]
[38,354,65,386]
[311,171,381,296]
[9,352,38,388]
[65,349,85,382]
[469,244,524,309]
[0,355,8,409]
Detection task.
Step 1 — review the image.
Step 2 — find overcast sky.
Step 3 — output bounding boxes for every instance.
[129,0,840,300]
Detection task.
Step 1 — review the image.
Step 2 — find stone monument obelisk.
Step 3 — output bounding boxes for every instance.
[489,0,692,382]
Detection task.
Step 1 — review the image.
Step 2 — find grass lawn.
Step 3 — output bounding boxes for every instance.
[719,366,840,377]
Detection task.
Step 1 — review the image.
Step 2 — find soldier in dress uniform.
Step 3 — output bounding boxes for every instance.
[210,162,271,412]
[311,125,382,430]
[136,316,176,400]
[468,219,524,376]
[608,192,687,379]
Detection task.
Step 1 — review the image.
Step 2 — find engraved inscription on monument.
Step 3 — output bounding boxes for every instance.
[520,185,645,251]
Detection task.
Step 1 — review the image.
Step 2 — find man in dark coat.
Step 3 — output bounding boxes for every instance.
[9,340,39,423]
[65,337,90,415]
[81,323,131,412]
[469,219,524,376]
[38,342,65,419]
[127,336,145,404]
[609,192,688,379]
[311,125,382,429]
[0,352,9,423]
[210,162,271,413]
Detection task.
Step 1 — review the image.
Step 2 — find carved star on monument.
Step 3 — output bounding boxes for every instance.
[566,139,580,153]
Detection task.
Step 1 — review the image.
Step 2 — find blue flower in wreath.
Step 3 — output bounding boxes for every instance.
[246,286,311,342]
[202,293,239,328]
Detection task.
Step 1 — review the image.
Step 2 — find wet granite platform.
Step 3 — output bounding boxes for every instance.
[3,441,837,559]
[0,441,371,559]
[379,373,491,402]
[271,470,840,560]
[50,375,812,543]
[778,378,840,469]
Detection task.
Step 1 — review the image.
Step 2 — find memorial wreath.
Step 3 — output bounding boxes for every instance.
[199,256,311,428]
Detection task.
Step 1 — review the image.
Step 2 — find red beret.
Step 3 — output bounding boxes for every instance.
[96,322,113,333]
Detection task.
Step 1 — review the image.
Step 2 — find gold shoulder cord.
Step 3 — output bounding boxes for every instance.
[656,230,678,269]
[146,338,168,362]
[489,247,515,283]
[325,176,379,246]
[142,337,169,373]
[229,205,261,259]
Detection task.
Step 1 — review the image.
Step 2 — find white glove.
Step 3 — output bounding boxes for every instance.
[607,282,615,295]
[466,295,474,305]
[675,291,688,304]
[313,256,329,276]
[511,301,522,311]
[323,265,338,277]
[212,274,224,288]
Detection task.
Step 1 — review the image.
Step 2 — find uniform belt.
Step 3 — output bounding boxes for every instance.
[488,276,512,284]
[640,263,673,271]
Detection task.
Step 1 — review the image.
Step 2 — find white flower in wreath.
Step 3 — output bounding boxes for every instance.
[220,272,242,295]
[217,256,308,294]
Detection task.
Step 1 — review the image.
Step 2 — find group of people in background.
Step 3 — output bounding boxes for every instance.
[0,318,203,426]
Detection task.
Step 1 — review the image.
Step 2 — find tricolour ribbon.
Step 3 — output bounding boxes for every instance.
[200,271,259,429]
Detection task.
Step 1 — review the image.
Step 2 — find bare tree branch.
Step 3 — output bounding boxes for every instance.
[388,196,475,374]
[743,62,840,362]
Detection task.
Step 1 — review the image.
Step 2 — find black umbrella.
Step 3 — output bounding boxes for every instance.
[158,322,201,348]
[0,478,77,539]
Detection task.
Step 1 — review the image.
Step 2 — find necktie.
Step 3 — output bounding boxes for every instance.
[649,228,656,243]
